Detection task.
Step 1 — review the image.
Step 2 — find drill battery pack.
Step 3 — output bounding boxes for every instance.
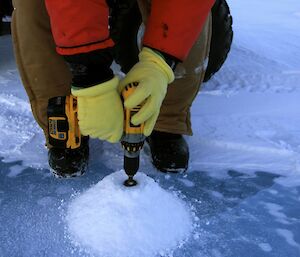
[47,96,81,149]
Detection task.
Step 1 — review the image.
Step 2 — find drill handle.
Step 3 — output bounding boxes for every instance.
[122,82,145,136]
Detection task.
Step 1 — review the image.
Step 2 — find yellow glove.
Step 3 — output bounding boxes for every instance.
[119,47,175,136]
[71,76,123,143]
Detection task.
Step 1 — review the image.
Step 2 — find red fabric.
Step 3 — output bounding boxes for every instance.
[143,0,214,61]
[55,39,115,56]
[45,0,113,55]
[45,0,213,59]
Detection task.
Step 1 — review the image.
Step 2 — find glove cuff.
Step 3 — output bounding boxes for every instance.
[139,47,175,84]
[71,76,119,97]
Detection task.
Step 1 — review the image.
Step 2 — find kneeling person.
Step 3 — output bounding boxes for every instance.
[11,0,213,176]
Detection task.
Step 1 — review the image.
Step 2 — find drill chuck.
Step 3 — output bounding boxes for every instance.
[122,137,144,187]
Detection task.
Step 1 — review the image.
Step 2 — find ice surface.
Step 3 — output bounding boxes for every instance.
[66,171,192,257]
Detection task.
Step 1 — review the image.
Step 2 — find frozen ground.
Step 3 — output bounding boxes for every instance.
[1,0,300,256]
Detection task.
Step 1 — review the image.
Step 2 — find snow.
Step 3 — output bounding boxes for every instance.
[263,202,290,225]
[7,164,25,177]
[1,0,300,256]
[66,171,192,257]
[258,243,273,252]
[276,229,300,250]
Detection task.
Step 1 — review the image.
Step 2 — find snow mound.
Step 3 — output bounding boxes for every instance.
[66,171,193,257]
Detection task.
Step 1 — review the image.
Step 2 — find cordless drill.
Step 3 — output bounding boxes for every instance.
[47,82,145,186]
[121,82,146,187]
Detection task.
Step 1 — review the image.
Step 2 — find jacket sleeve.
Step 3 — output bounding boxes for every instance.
[142,0,214,61]
[45,0,114,55]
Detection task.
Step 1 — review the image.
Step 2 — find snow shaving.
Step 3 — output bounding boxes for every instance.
[66,171,193,257]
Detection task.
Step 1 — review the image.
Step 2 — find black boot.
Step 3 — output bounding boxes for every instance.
[48,137,89,178]
[146,131,189,173]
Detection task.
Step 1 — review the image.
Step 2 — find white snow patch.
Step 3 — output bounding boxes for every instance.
[7,164,25,177]
[264,202,290,225]
[210,191,224,199]
[178,178,195,187]
[267,189,278,195]
[258,243,272,252]
[276,229,300,249]
[190,92,300,185]
[66,171,193,257]
[276,173,300,188]
[2,16,12,22]
[164,174,171,180]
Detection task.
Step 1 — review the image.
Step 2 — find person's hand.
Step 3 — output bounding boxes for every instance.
[119,47,175,136]
[71,76,123,143]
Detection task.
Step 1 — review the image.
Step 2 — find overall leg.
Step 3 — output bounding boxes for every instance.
[137,0,212,135]
[11,0,72,144]
[137,0,212,171]
[12,0,92,177]
[43,0,121,176]
[150,18,212,172]
[156,15,212,135]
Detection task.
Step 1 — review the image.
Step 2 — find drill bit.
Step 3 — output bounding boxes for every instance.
[123,151,139,186]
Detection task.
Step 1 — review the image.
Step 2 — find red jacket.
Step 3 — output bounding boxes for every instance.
[45,0,214,61]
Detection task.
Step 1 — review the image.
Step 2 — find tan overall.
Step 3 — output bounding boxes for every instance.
[11,0,212,145]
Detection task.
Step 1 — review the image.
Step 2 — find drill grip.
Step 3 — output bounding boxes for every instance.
[122,82,145,136]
